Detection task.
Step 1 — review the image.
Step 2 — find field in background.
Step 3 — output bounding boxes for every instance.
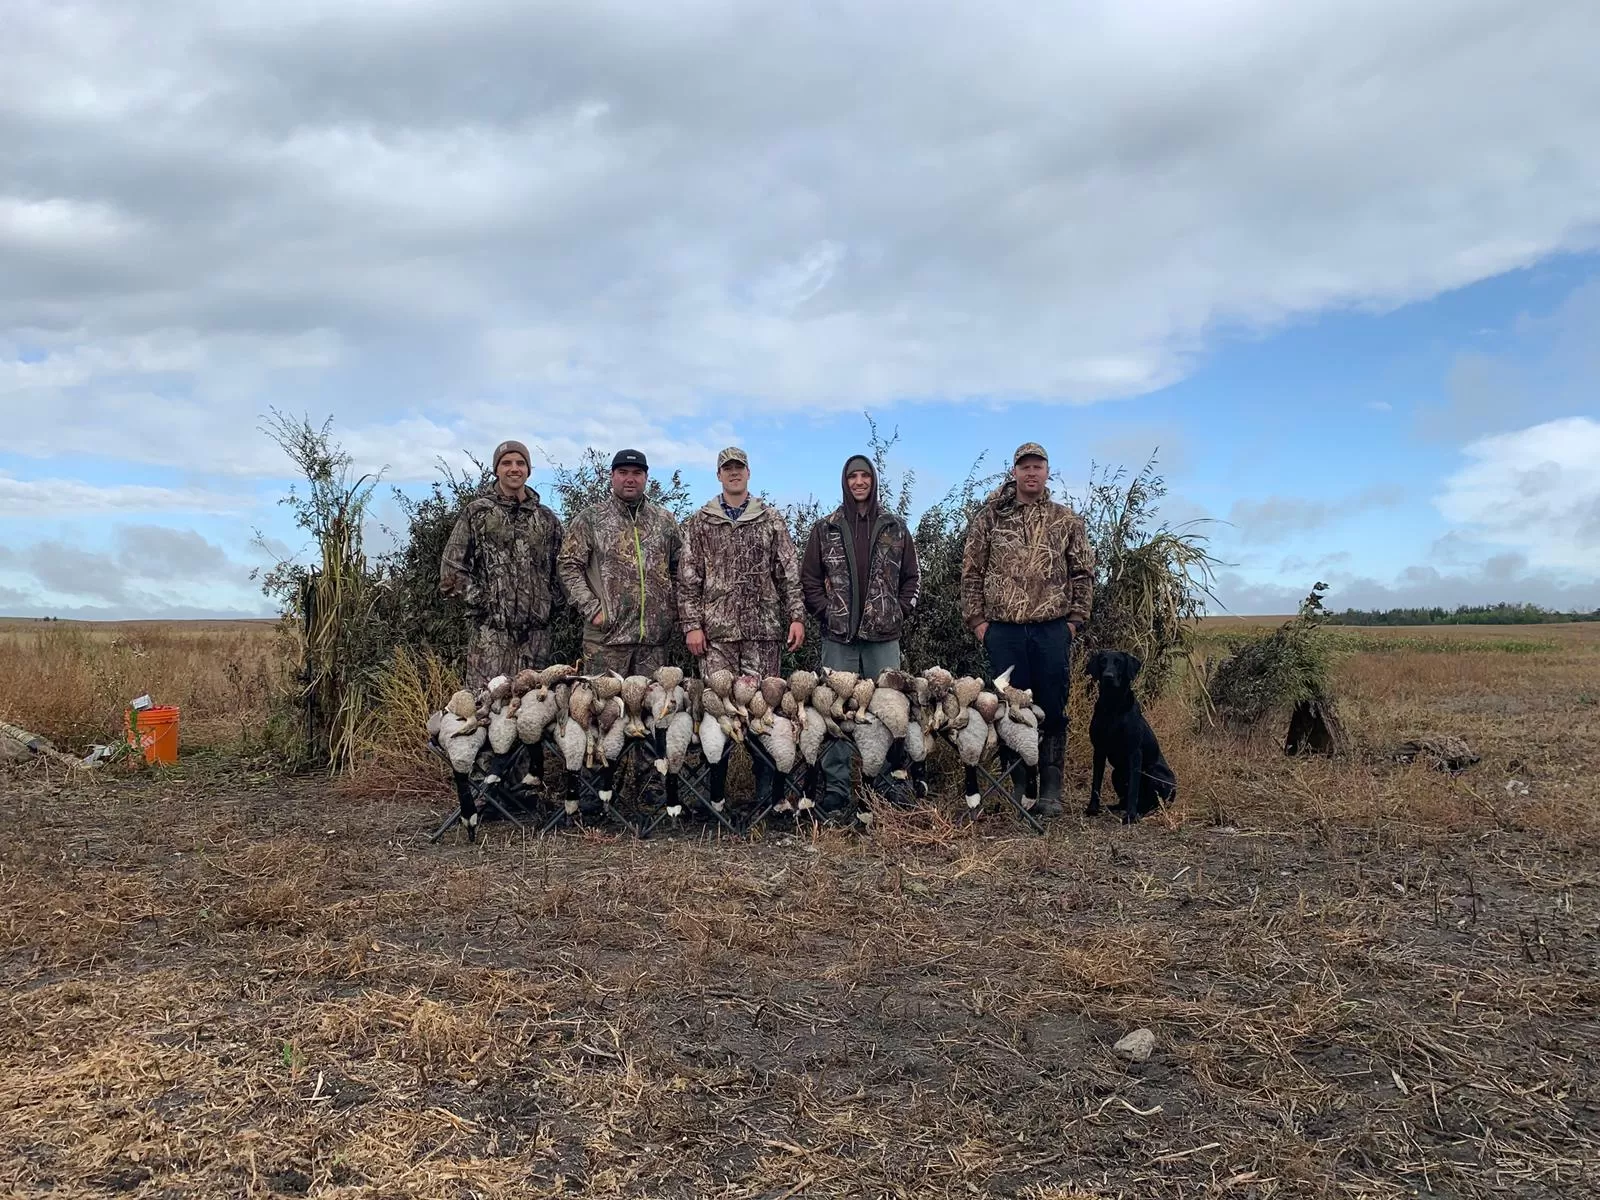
[2,621,1597,1196]
[0,618,280,750]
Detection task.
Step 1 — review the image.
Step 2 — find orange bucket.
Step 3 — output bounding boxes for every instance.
[126,705,180,766]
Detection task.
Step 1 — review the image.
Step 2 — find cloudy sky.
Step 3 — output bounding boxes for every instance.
[3,0,1598,619]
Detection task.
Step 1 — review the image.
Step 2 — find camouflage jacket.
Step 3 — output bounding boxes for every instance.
[557,495,682,647]
[960,482,1094,630]
[801,507,920,643]
[439,488,563,631]
[678,497,803,642]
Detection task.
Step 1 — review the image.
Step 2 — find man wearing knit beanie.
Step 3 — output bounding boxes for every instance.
[440,439,564,694]
[491,440,532,496]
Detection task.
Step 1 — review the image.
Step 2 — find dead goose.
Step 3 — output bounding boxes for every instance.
[487,694,520,755]
[852,716,894,778]
[620,675,651,737]
[787,670,818,707]
[797,701,828,767]
[866,680,911,740]
[759,713,799,775]
[516,679,562,746]
[848,676,876,719]
[903,718,927,764]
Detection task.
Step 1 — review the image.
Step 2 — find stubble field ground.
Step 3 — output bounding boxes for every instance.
[2,618,1596,1198]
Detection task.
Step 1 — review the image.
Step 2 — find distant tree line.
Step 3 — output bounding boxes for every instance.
[1327,603,1600,627]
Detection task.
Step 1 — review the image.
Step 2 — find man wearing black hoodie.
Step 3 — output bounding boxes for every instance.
[800,455,921,812]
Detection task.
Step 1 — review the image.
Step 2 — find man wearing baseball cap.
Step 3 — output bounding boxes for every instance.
[960,442,1094,816]
[440,439,564,688]
[678,446,806,813]
[557,448,682,676]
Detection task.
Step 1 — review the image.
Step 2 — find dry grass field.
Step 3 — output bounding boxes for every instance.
[0,619,280,750]
[2,620,1597,1198]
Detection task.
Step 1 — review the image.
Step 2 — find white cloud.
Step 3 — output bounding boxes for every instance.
[2,0,1598,477]
[1228,484,1404,543]
[1435,416,1600,570]
[0,471,245,517]
[0,523,268,617]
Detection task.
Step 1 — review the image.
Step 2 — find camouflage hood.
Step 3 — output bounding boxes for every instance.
[984,478,1041,511]
[678,495,803,642]
[800,475,920,645]
[839,454,879,522]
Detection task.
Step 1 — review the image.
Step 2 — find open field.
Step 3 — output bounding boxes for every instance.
[0,618,280,751]
[2,622,1598,1197]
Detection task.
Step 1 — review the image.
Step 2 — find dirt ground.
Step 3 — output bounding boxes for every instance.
[3,625,1598,1198]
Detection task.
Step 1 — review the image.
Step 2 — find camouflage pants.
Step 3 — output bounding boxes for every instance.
[581,641,667,677]
[465,624,553,690]
[700,640,782,678]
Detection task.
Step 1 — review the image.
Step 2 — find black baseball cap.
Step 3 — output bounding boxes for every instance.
[610,448,648,470]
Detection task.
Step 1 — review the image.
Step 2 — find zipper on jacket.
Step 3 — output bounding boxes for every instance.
[633,523,647,641]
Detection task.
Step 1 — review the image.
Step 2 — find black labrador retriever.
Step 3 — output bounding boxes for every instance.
[1085,650,1178,823]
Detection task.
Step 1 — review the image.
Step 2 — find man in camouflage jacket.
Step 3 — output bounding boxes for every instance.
[679,446,805,678]
[680,446,805,813]
[960,441,1095,816]
[800,454,921,815]
[440,439,564,689]
[557,448,683,677]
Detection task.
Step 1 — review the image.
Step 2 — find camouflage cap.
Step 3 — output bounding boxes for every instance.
[717,446,749,470]
[1013,441,1048,465]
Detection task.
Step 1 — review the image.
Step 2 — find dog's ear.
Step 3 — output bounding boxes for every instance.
[1084,650,1104,677]
[1125,653,1143,682]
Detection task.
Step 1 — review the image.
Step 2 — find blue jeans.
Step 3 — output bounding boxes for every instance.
[819,637,902,676]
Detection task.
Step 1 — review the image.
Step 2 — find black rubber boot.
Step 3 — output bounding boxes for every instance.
[1036,731,1066,817]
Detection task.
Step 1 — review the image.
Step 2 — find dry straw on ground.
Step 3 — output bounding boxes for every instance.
[2,620,1597,1198]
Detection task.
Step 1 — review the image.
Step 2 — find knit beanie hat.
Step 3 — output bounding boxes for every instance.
[492,440,531,472]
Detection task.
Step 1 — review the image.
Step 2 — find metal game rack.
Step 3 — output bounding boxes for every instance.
[429,728,1048,841]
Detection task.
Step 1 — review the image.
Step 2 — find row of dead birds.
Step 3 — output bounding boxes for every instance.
[427,662,1048,814]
